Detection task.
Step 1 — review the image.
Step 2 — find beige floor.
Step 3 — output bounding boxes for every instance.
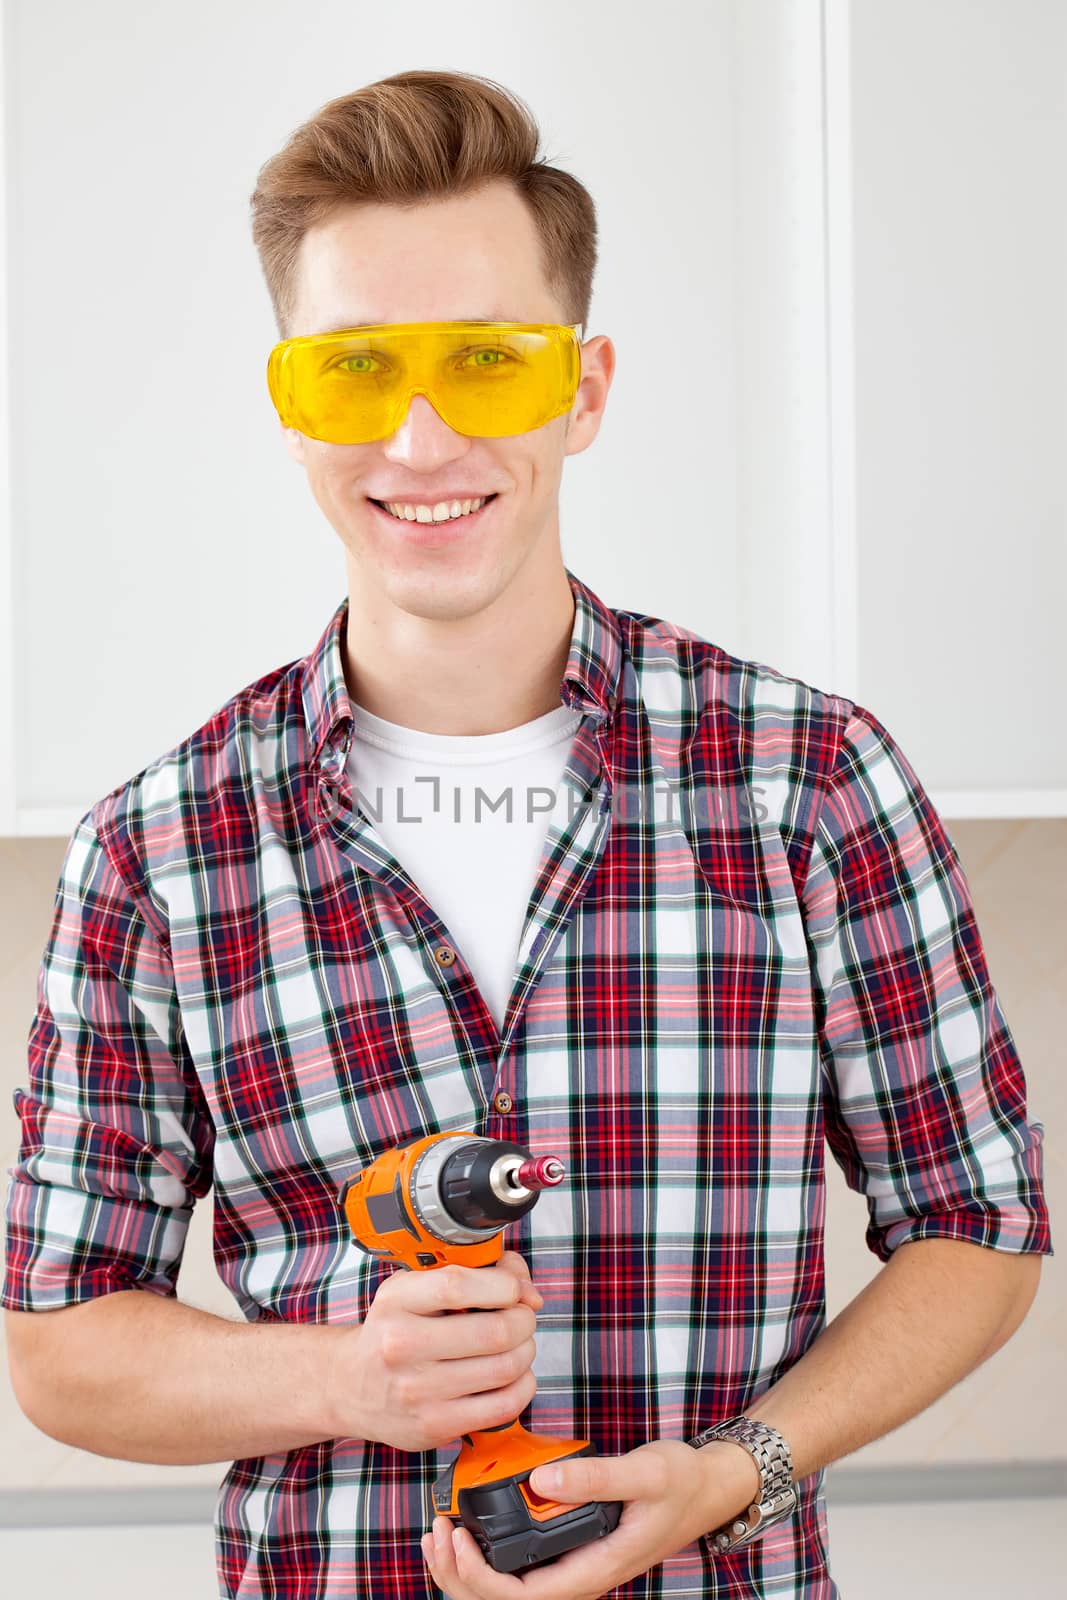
[0,1498,1063,1597]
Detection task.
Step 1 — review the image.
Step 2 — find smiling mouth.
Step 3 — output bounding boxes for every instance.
[368,494,499,523]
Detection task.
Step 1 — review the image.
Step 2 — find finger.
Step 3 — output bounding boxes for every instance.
[528,1457,591,1504]
[450,1520,530,1598]
[424,1516,524,1600]
[423,1517,468,1597]
[528,1452,640,1506]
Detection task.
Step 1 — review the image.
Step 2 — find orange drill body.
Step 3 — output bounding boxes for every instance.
[340,1131,503,1270]
[338,1130,622,1574]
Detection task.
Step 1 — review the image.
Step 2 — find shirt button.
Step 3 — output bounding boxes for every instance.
[494,1091,513,1114]
[434,944,456,967]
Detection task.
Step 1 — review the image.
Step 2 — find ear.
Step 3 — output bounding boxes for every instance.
[563,332,615,459]
[280,420,306,466]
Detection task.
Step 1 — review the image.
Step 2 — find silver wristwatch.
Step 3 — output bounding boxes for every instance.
[686,1415,798,1553]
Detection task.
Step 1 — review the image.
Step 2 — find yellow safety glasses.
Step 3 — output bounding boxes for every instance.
[266,320,584,444]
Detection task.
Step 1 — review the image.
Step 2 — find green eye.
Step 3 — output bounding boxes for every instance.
[459,348,519,372]
[334,353,379,375]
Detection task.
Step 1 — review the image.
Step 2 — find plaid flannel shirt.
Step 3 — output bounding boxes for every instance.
[3,568,1052,1598]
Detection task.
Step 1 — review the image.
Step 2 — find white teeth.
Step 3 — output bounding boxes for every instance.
[382,496,488,522]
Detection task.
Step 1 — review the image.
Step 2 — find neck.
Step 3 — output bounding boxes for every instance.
[340,554,576,736]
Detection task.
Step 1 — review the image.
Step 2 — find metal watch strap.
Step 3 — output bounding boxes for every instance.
[686,1415,798,1553]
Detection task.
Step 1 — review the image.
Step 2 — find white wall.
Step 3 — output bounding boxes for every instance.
[851,0,1067,804]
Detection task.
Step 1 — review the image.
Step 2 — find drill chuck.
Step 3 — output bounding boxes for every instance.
[434,1138,561,1235]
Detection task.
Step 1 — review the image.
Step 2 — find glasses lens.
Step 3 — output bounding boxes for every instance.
[269,323,580,443]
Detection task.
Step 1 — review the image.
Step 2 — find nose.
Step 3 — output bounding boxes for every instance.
[379,389,475,466]
[390,389,455,438]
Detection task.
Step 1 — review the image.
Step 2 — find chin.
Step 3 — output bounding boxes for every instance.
[363,545,520,624]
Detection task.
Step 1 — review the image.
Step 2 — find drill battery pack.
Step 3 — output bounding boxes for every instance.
[432,1432,622,1574]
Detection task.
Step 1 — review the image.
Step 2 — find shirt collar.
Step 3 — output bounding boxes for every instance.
[302,566,623,776]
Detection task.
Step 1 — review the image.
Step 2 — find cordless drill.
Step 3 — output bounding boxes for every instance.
[338,1131,622,1574]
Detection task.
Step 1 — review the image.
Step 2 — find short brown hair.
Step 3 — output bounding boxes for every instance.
[249,70,598,340]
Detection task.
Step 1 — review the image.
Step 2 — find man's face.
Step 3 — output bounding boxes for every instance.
[281,180,613,622]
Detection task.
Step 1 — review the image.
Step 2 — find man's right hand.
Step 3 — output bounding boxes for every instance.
[326,1250,543,1452]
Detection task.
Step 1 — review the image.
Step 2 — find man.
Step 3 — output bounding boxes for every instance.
[3,72,1052,1600]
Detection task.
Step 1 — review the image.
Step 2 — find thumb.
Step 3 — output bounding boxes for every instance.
[496,1251,544,1312]
[498,1249,533,1283]
[528,1454,628,1504]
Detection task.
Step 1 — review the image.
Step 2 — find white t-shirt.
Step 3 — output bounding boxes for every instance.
[346,699,583,1033]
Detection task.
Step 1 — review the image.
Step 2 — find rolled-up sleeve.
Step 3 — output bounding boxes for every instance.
[2,811,215,1310]
[801,703,1053,1264]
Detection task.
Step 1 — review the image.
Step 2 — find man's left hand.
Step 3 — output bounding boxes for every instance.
[420,1437,757,1598]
